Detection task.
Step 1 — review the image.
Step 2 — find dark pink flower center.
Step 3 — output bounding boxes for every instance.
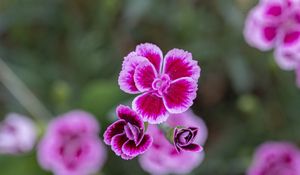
[261,153,296,175]
[124,123,143,145]
[266,5,282,17]
[263,26,277,41]
[152,74,171,96]
[283,31,300,44]
[177,130,193,146]
[59,134,86,170]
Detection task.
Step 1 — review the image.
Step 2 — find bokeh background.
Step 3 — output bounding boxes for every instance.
[0,0,300,174]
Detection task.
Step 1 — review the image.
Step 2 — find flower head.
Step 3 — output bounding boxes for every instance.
[103,105,153,160]
[118,43,200,124]
[247,141,300,175]
[244,0,300,70]
[37,110,106,175]
[173,127,202,153]
[139,110,207,175]
[0,113,37,154]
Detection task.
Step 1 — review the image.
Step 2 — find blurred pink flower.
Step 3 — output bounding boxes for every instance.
[37,110,106,175]
[247,141,300,175]
[0,113,37,154]
[104,105,153,160]
[244,0,300,70]
[118,43,200,124]
[139,110,208,175]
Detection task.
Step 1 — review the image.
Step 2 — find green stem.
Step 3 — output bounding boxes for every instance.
[0,58,52,124]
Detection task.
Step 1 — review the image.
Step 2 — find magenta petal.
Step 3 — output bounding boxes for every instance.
[163,77,197,114]
[163,49,200,81]
[103,120,126,145]
[121,153,134,160]
[134,60,157,92]
[118,53,148,94]
[136,43,163,72]
[116,105,143,128]
[132,92,169,124]
[243,6,278,51]
[111,133,128,156]
[122,134,153,157]
[181,144,203,152]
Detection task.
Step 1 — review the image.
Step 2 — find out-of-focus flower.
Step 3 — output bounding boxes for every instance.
[118,43,200,124]
[139,110,207,175]
[0,113,37,154]
[173,127,202,153]
[244,0,300,86]
[104,105,152,160]
[37,110,106,175]
[247,141,300,175]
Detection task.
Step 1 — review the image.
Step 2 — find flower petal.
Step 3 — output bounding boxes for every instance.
[244,6,279,51]
[136,43,163,72]
[103,120,126,145]
[163,77,197,114]
[181,144,203,152]
[132,92,169,124]
[122,134,153,157]
[118,53,148,94]
[134,60,157,92]
[121,153,134,160]
[163,49,200,81]
[116,105,143,128]
[111,133,128,156]
[274,30,300,70]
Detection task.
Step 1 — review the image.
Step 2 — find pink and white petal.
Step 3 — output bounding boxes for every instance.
[121,153,134,160]
[103,120,126,145]
[134,60,157,92]
[274,30,300,70]
[116,105,143,128]
[132,92,169,124]
[244,9,279,51]
[118,55,148,94]
[122,134,153,157]
[256,0,288,20]
[111,133,128,156]
[163,77,198,114]
[136,43,163,72]
[163,49,200,81]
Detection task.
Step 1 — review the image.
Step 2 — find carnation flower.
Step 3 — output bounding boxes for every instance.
[118,43,200,124]
[247,141,300,175]
[0,113,37,154]
[103,105,153,160]
[37,110,106,175]
[173,127,202,153]
[139,110,207,175]
[244,0,300,87]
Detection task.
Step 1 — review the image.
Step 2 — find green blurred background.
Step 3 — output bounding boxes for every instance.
[0,0,300,174]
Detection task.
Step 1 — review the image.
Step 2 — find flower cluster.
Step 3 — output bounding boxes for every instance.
[247,141,300,175]
[244,0,300,87]
[139,110,208,175]
[104,43,204,161]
